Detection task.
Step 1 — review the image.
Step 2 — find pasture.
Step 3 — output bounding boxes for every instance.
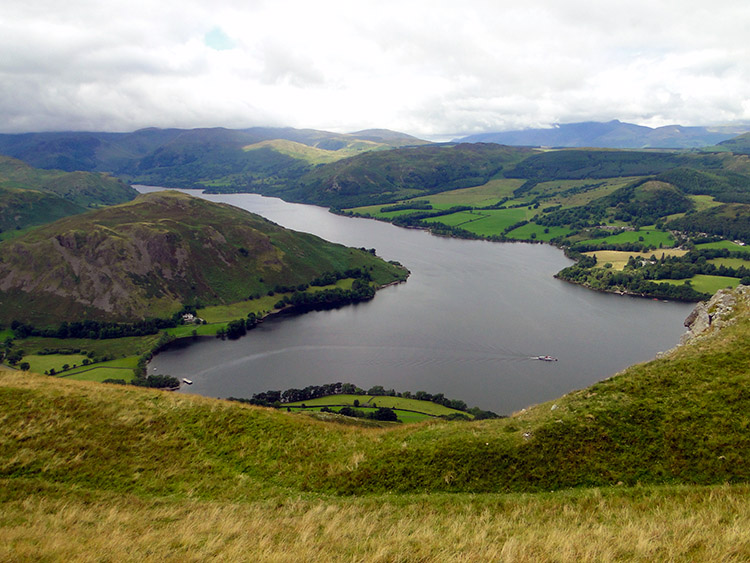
[585,249,688,270]
[662,274,740,294]
[61,356,140,382]
[588,228,676,248]
[695,240,750,253]
[425,208,531,236]
[285,394,470,418]
[24,353,89,375]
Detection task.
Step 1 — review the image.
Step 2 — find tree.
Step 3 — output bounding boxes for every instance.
[368,407,399,422]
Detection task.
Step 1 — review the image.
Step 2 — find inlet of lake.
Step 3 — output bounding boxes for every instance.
[140,186,694,414]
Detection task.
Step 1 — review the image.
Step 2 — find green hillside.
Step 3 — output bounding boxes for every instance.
[0,155,137,232]
[716,132,750,154]
[289,143,533,207]
[0,190,407,325]
[2,286,750,559]
[0,127,429,195]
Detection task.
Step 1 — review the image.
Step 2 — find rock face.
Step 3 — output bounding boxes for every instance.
[680,285,750,345]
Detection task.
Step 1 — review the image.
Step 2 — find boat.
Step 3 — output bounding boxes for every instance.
[182,378,193,385]
[535,355,558,362]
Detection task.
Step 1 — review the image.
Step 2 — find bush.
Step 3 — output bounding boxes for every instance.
[132,374,180,389]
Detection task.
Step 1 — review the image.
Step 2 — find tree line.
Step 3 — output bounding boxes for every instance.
[272,280,376,312]
[9,317,179,340]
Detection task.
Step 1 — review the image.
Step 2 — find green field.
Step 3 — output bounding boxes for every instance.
[695,240,750,253]
[708,257,750,269]
[347,179,525,218]
[688,194,723,212]
[285,394,470,418]
[425,208,531,236]
[24,354,90,375]
[583,228,676,248]
[662,274,740,294]
[13,334,161,359]
[505,223,572,241]
[60,356,140,382]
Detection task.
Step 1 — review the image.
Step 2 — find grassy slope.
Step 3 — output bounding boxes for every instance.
[243,138,385,165]
[2,287,750,559]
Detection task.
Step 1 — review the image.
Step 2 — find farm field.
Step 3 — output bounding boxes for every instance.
[24,354,89,375]
[579,228,677,249]
[695,241,750,253]
[61,356,140,382]
[425,208,531,236]
[585,249,688,270]
[348,179,526,218]
[505,223,571,241]
[662,274,740,294]
[708,257,750,269]
[285,394,470,418]
[13,334,161,360]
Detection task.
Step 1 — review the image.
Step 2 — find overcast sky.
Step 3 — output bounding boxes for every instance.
[2,0,749,138]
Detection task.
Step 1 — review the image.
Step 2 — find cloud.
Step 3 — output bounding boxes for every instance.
[1,0,749,136]
[204,27,236,51]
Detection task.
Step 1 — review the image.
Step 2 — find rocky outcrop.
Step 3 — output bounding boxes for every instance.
[680,285,750,345]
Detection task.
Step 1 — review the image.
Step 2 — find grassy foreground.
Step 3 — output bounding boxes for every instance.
[2,286,750,559]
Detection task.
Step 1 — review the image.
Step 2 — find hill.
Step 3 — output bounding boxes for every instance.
[717,132,750,155]
[456,120,750,148]
[0,155,137,232]
[0,190,407,325]
[1,286,749,559]
[285,143,533,207]
[0,126,429,186]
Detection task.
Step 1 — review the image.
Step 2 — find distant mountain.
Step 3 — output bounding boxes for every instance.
[0,155,137,232]
[0,126,429,175]
[455,120,750,149]
[346,129,430,146]
[0,191,407,325]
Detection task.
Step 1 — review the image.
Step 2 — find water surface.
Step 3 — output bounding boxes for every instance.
[140,187,693,414]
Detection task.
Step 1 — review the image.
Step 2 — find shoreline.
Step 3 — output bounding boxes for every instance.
[148,276,409,370]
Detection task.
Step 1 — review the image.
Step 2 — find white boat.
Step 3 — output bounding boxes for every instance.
[535,355,558,362]
[182,378,193,385]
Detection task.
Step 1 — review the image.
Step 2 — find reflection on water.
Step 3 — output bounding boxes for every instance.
[140,187,693,414]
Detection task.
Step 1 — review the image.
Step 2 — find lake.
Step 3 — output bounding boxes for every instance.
[140,187,694,414]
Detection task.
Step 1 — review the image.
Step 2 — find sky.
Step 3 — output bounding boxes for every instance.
[2,0,750,139]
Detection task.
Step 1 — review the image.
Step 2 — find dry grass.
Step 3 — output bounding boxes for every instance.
[585,248,688,270]
[1,483,748,562]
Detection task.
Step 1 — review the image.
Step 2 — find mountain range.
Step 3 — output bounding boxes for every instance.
[455,120,750,149]
[0,127,428,174]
